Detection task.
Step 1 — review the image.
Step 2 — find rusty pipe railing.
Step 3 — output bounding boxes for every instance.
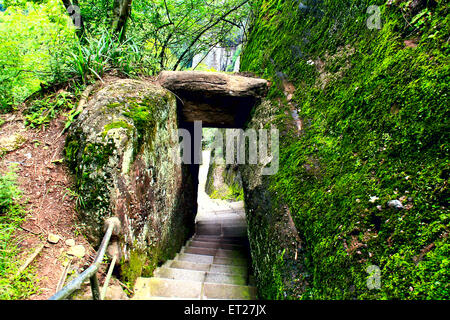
[49,217,121,300]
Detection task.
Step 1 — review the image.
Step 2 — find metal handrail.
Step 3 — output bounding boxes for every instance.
[49,217,121,300]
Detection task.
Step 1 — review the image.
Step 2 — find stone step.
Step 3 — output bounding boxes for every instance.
[176,253,214,264]
[197,219,246,227]
[205,272,247,286]
[169,260,211,272]
[132,278,202,299]
[154,267,206,282]
[209,264,248,277]
[222,225,247,237]
[192,235,247,245]
[195,223,247,237]
[196,223,221,236]
[183,246,217,256]
[203,283,257,300]
[215,249,247,260]
[213,256,247,267]
[189,240,245,251]
[182,246,247,260]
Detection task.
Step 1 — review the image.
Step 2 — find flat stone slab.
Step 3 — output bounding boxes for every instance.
[169,260,211,272]
[176,253,214,264]
[215,249,247,260]
[209,264,248,276]
[154,267,206,282]
[157,71,268,127]
[203,283,257,300]
[196,223,222,236]
[193,235,247,245]
[183,246,218,256]
[189,240,244,251]
[158,71,268,98]
[205,272,247,286]
[213,256,247,267]
[133,278,203,299]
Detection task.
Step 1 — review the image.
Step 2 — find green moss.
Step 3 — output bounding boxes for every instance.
[241,0,449,299]
[102,120,133,139]
[121,250,148,285]
[64,139,79,170]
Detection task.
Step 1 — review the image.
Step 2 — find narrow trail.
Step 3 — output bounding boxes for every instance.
[131,151,256,300]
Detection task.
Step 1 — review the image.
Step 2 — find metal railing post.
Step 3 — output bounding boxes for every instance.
[49,217,121,300]
[90,274,101,300]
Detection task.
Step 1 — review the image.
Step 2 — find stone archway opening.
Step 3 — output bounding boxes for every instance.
[157,71,268,223]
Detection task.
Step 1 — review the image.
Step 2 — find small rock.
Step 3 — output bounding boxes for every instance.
[48,233,60,244]
[67,245,86,258]
[104,285,129,300]
[65,239,75,247]
[388,199,404,209]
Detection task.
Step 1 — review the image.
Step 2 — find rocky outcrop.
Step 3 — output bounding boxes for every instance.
[205,162,243,201]
[65,79,196,284]
[157,71,268,127]
[238,99,306,299]
[205,131,244,202]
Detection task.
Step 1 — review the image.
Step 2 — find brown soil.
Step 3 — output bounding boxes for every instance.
[0,110,95,300]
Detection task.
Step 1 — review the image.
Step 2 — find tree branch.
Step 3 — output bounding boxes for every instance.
[172,0,250,70]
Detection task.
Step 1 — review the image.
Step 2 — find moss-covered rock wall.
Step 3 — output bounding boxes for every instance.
[205,129,244,201]
[240,0,449,299]
[65,79,196,285]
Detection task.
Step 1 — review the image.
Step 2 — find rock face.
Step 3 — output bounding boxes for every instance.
[238,99,306,299]
[205,162,243,201]
[65,79,196,283]
[157,71,268,128]
[205,130,244,201]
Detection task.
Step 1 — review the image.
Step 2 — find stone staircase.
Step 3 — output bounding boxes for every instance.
[132,213,257,300]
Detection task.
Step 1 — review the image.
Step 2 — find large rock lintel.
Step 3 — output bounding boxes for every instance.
[157,71,269,128]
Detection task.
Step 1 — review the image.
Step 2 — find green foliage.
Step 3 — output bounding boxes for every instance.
[69,28,160,84]
[129,0,250,70]
[24,91,75,128]
[242,0,449,299]
[0,0,77,111]
[0,165,39,299]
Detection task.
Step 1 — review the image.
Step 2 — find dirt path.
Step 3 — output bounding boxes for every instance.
[0,111,95,300]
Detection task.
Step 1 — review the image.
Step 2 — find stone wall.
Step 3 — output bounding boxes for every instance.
[238,99,306,299]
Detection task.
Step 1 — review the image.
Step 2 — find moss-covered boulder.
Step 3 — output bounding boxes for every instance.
[240,0,449,300]
[205,140,244,202]
[205,162,243,201]
[65,79,196,284]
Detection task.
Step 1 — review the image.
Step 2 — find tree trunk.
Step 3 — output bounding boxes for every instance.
[112,0,133,41]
